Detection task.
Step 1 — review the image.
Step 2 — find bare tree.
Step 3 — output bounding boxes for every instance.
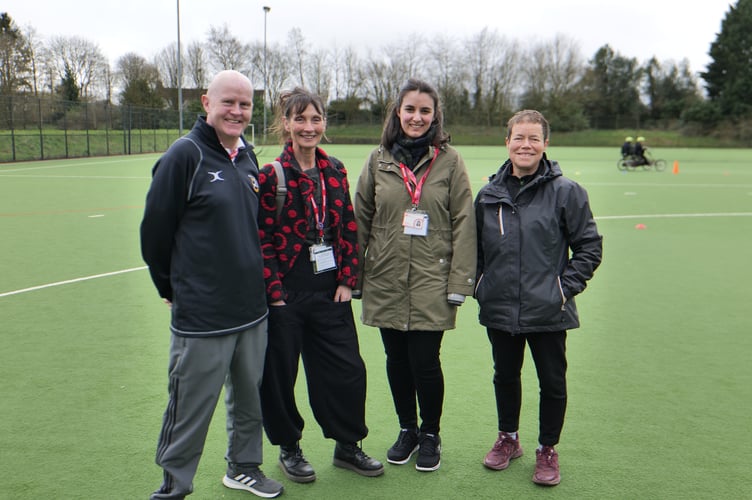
[465,28,521,126]
[522,34,583,104]
[22,25,43,95]
[185,40,207,89]
[519,34,586,130]
[424,33,463,94]
[304,48,332,102]
[361,38,426,118]
[361,56,392,116]
[245,37,292,125]
[37,45,56,94]
[424,33,469,124]
[101,63,115,104]
[46,35,108,98]
[154,42,181,89]
[206,24,251,73]
[116,52,163,107]
[265,43,293,117]
[287,27,307,87]
[330,45,363,101]
[247,40,264,89]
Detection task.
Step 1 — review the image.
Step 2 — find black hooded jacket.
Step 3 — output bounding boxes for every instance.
[474,155,602,334]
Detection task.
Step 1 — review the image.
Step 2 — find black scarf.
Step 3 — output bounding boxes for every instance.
[390,125,437,170]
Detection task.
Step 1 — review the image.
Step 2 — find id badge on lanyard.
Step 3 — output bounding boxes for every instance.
[309,243,337,273]
[403,210,429,236]
[400,149,438,237]
[308,168,337,273]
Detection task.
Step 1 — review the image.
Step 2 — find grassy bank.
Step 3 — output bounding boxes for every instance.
[1,125,746,163]
[328,125,745,148]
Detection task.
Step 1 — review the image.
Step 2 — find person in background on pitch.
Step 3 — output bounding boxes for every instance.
[140,70,283,500]
[633,136,648,165]
[257,87,383,484]
[474,109,602,486]
[354,78,477,473]
[621,136,634,159]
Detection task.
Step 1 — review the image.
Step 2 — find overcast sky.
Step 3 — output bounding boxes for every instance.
[6,0,733,79]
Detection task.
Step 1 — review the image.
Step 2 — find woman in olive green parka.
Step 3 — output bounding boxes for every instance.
[354,141,477,330]
[353,78,476,473]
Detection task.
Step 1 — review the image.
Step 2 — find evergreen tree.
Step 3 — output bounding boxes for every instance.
[0,12,32,94]
[642,58,702,124]
[580,45,643,129]
[58,63,79,103]
[700,0,752,118]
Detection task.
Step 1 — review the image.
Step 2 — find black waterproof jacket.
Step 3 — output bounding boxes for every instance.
[474,156,602,334]
[140,117,268,336]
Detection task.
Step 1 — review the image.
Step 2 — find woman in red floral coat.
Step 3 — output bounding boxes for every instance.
[257,87,383,485]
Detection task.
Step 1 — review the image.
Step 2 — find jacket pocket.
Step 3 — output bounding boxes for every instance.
[520,274,565,327]
[474,273,484,298]
[557,276,567,311]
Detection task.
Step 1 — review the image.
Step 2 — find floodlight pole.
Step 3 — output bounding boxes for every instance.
[176,0,183,136]
[263,5,270,144]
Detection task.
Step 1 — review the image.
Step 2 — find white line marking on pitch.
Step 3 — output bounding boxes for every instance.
[0,266,148,298]
[597,212,752,220]
[3,210,752,298]
[0,158,149,174]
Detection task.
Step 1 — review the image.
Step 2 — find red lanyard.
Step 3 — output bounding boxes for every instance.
[308,170,327,238]
[400,148,439,208]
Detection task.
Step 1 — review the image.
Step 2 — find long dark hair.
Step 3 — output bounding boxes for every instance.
[380,78,450,150]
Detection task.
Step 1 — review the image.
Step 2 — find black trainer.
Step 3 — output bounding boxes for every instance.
[415,433,441,472]
[387,428,420,465]
[332,442,385,477]
[279,443,316,483]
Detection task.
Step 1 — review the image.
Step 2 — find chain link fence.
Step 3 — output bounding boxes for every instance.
[0,95,190,162]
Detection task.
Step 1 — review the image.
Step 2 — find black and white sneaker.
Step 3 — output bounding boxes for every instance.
[415,433,441,472]
[222,466,284,498]
[387,428,420,465]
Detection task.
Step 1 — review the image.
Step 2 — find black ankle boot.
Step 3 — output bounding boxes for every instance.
[332,442,384,477]
[279,443,316,483]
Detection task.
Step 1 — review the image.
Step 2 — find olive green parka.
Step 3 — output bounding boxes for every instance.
[354,144,477,331]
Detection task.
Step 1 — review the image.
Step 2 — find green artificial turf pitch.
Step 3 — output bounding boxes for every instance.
[1,145,751,499]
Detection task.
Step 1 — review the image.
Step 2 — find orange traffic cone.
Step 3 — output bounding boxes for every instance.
[672,161,679,174]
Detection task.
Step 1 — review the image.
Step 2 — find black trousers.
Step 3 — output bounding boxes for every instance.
[487,329,568,446]
[380,328,445,435]
[260,290,368,446]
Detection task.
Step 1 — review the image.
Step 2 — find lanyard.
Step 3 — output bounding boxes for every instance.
[400,148,439,209]
[308,170,327,240]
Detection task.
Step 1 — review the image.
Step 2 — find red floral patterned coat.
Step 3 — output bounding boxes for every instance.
[257,144,359,302]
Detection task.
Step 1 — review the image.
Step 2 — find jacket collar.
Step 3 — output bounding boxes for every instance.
[191,116,250,155]
[490,153,561,185]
